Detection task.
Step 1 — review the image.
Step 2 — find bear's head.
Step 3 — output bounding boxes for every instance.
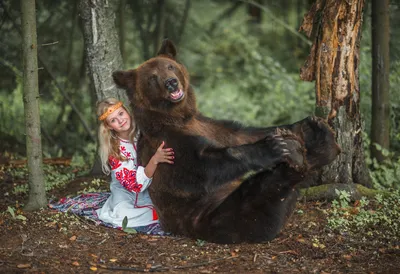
[112,40,196,118]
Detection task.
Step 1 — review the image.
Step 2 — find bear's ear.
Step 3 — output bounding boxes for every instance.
[157,39,177,59]
[112,70,136,89]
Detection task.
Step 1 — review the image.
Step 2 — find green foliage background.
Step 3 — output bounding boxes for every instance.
[1,0,400,189]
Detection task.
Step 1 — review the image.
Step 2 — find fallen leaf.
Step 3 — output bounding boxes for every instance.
[69,235,77,241]
[45,221,57,227]
[146,263,152,269]
[72,261,80,266]
[90,266,97,271]
[343,254,352,260]
[297,238,306,244]
[109,258,117,262]
[17,263,31,269]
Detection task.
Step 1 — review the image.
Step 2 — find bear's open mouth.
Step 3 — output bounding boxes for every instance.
[169,89,185,102]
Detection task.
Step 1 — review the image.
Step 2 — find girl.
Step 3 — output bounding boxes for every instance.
[95,98,174,234]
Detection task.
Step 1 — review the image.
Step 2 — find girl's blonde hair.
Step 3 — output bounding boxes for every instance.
[97,98,136,175]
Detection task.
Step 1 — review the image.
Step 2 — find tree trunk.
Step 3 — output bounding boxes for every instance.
[78,0,129,104]
[176,0,191,45]
[248,0,263,24]
[153,0,166,56]
[21,0,47,210]
[118,0,126,61]
[79,0,129,175]
[371,0,390,162]
[299,0,371,187]
[208,1,242,35]
[128,1,151,61]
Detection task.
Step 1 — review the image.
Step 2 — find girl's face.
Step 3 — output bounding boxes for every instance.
[105,107,131,137]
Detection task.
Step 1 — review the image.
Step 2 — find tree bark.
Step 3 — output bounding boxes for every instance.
[299,0,371,187]
[371,0,390,162]
[118,0,126,61]
[78,0,129,103]
[21,0,47,210]
[79,0,129,175]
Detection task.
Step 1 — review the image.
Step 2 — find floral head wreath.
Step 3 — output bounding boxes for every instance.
[98,101,123,121]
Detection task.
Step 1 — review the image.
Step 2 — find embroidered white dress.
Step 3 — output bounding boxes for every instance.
[96,138,159,228]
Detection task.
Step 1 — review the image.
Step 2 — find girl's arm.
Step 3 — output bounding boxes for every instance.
[144,141,174,178]
[110,141,173,193]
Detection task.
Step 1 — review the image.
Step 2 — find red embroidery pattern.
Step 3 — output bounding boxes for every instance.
[120,145,132,159]
[109,156,121,170]
[115,167,143,193]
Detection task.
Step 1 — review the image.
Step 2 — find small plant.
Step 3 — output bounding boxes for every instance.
[196,239,206,247]
[7,206,27,221]
[362,132,400,190]
[10,164,78,195]
[311,237,326,249]
[326,190,400,243]
[78,178,109,194]
[335,189,351,207]
[121,216,137,234]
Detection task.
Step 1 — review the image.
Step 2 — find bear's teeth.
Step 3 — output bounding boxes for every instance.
[170,89,183,99]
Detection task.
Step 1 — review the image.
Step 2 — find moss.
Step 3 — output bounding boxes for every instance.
[300,183,390,201]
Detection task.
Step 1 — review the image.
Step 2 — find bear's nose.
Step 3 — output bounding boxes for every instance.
[165,77,178,92]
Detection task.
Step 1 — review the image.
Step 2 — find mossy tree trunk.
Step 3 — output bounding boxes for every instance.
[371,0,390,163]
[299,0,371,187]
[21,0,47,210]
[78,0,128,104]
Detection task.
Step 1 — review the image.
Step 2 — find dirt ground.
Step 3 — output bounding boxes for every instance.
[1,165,400,273]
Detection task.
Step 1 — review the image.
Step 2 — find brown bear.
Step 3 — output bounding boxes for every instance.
[113,39,340,244]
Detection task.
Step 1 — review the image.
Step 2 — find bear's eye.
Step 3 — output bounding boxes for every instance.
[167,64,174,71]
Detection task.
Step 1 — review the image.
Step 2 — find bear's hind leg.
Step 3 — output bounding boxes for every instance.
[203,165,302,244]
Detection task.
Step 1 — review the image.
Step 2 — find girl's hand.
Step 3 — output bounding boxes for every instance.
[152,141,174,165]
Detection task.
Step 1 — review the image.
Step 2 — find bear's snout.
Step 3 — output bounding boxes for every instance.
[165,77,179,92]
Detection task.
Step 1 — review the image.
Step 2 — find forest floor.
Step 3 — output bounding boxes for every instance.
[0,159,400,274]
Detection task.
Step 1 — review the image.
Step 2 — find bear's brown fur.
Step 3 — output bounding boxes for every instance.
[113,40,340,244]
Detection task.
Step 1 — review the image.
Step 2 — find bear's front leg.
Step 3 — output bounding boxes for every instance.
[228,132,291,170]
[199,132,290,185]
